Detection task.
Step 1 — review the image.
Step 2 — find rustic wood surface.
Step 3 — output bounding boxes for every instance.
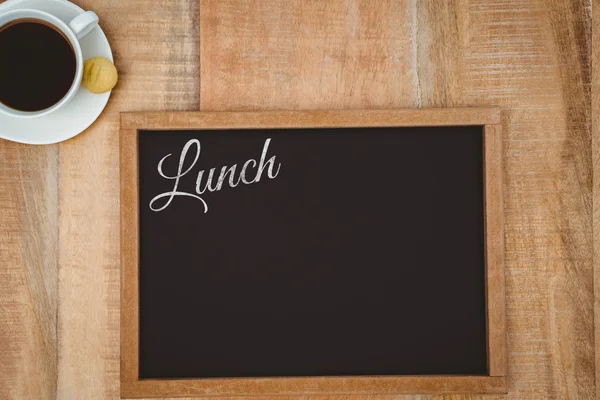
[0,0,594,400]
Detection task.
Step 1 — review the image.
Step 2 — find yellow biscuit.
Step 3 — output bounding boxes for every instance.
[82,57,118,94]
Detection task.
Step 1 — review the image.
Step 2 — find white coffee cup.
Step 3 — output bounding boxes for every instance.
[0,8,98,119]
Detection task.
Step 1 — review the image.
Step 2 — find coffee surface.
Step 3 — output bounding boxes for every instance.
[0,20,76,112]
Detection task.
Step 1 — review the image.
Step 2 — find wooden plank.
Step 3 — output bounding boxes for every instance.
[483,124,506,377]
[0,142,58,400]
[200,0,420,111]
[121,108,500,129]
[122,376,507,398]
[433,1,594,399]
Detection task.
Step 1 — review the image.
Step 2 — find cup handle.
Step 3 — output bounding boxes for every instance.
[68,11,99,40]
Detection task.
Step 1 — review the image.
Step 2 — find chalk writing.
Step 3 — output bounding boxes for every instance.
[149,138,281,212]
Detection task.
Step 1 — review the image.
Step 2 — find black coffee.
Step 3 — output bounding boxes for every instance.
[0,19,76,112]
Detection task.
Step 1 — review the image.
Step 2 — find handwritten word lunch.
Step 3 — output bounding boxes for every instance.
[149,139,281,212]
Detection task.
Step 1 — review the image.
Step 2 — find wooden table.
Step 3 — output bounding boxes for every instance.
[0,0,595,399]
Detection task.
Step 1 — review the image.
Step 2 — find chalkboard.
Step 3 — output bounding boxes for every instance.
[120,110,506,397]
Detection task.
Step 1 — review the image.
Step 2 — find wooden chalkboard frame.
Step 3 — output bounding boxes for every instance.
[120,109,506,398]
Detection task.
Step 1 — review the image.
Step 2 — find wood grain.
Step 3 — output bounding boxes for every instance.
[122,377,507,399]
[0,143,58,400]
[200,0,420,111]
[483,124,506,377]
[0,0,593,399]
[200,2,594,400]
[120,108,500,129]
[119,129,139,385]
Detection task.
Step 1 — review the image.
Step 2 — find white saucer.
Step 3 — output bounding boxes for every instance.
[0,0,113,145]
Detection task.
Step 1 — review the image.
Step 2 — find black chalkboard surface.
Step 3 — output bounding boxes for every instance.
[137,126,487,380]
